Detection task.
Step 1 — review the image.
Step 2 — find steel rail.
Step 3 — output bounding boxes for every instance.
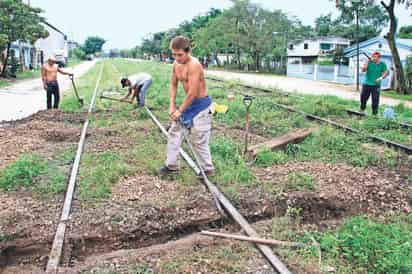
[46,62,105,273]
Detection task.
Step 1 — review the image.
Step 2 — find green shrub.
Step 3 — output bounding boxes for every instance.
[0,154,47,191]
[313,216,412,273]
[255,149,288,167]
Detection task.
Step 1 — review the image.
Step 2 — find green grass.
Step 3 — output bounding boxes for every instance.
[301,215,412,273]
[0,69,41,88]
[211,137,254,187]
[382,90,412,101]
[0,153,66,194]
[255,148,288,167]
[78,151,135,200]
[0,154,47,191]
[286,172,315,191]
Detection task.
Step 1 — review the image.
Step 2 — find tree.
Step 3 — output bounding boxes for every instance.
[72,47,86,60]
[0,0,48,76]
[329,1,388,41]
[380,0,411,93]
[399,25,412,38]
[82,36,106,55]
[315,14,333,36]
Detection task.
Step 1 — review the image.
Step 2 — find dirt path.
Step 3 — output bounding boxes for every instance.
[0,60,97,122]
[206,70,412,108]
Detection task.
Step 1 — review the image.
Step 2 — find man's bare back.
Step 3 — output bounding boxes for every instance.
[173,56,208,98]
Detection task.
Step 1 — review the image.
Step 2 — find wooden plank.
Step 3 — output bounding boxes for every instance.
[201,230,306,248]
[248,128,312,157]
[145,107,292,274]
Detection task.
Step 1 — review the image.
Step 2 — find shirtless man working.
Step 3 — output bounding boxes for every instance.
[160,36,214,176]
[41,55,73,109]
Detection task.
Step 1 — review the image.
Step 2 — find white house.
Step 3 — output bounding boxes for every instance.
[287,37,351,64]
[344,37,412,89]
[286,37,351,83]
[34,22,68,67]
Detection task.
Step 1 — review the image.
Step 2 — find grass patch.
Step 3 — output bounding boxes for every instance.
[0,154,47,191]
[157,243,248,273]
[0,153,66,194]
[301,215,412,273]
[288,126,380,167]
[382,90,412,101]
[255,148,288,167]
[211,137,254,187]
[79,151,135,200]
[0,69,41,88]
[286,172,315,191]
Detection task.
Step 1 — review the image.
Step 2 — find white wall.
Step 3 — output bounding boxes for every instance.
[288,38,350,57]
[34,24,68,60]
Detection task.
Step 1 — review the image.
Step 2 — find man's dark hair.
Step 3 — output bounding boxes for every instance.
[170,36,191,52]
[121,77,128,88]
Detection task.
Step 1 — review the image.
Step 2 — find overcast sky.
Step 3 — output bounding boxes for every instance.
[29,0,412,49]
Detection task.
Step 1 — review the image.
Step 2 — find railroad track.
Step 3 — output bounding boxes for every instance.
[45,62,105,273]
[41,60,292,273]
[206,76,412,155]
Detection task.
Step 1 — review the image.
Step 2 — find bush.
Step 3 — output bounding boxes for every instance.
[72,47,87,60]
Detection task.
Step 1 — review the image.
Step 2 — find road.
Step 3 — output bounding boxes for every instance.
[0,60,97,122]
[206,70,412,108]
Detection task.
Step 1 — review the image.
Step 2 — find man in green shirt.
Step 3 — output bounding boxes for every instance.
[360,51,389,115]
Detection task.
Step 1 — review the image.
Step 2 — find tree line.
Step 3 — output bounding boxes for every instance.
[136,0,412,93]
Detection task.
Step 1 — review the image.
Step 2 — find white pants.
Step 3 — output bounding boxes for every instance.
[165,107,214,171]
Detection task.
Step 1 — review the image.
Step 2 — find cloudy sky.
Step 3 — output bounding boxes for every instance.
[29,0,412,49]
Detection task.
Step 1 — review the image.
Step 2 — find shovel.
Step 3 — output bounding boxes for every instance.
[100,94,133,104]
[69,75,84,106]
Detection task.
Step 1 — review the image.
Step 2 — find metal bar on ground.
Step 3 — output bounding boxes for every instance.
[201,230,306,248]
[144,106,291,274]
[346,109,412,130]
[270,101,412,155]
[46,62,104,274]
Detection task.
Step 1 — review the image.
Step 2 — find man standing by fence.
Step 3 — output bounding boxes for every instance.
[360,51,389,115]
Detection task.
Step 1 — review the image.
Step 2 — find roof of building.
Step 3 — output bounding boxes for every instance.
[344,36,412,58]
[290,36,351,45]
[43,21,67,39]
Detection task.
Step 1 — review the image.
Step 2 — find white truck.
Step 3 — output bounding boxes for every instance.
[54,49,67,67]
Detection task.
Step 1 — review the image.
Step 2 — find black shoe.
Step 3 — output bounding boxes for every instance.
[159,166,178,176]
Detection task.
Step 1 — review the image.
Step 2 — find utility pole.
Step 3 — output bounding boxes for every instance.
[352,0,361,91]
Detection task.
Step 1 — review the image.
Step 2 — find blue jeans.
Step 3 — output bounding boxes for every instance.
[137,78,152,107]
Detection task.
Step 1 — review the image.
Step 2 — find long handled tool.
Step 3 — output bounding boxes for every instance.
[180,122,226,216]
[69,75,84,106]
[362,51,371,61]
[100,94,132,104]
[243,95,254,155]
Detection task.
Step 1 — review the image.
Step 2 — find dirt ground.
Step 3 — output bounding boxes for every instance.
[1,108,411,274]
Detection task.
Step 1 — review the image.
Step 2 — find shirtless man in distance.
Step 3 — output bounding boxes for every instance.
[41,55,73,109]
[160,36,214,176]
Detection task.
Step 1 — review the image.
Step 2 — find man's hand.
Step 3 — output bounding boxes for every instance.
[43,83,47,91]
[169,104,176,116]
[171,110,181,121]
[376,77,383,83]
